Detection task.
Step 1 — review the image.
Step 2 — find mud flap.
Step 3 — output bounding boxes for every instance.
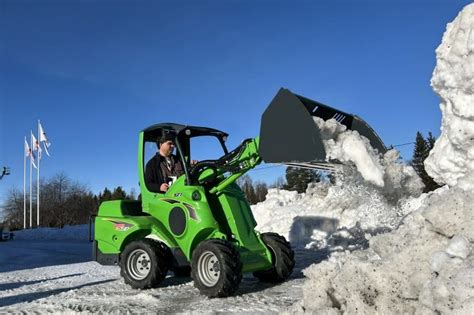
[259,88,386,164]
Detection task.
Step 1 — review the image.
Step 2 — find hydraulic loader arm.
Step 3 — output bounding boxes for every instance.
[189,137,262,195]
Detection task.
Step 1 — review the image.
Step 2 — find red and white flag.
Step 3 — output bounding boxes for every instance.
[38,121,51,156]
[25,137,37,168]
[31,133,42,160]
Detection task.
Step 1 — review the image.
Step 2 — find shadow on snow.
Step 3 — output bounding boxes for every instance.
[0,279,115,308]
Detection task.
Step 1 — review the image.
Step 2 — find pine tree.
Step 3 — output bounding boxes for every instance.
[111,186,127,200]
[98,187,112,204]
[284,167,321,193]
[411,131,441,193]
[427,132,436,150]
[411,132,428,177]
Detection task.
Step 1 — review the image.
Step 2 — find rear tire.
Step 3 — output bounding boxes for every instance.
[191,239,242,298]
[120,239,169,289]
[253,233,295,283]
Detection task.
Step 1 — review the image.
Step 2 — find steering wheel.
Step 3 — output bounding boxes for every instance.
[189,160,218,184]
[188,139,253,184]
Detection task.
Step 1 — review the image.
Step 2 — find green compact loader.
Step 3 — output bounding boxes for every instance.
[93,88,386,297]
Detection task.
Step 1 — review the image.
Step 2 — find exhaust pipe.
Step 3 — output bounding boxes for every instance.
[259,88,386,164]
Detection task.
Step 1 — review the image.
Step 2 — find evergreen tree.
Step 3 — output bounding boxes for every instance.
[411,132,428,176]
[284,167,321,193]
[411,131,441,193]
[111,186,127,200]
[427,132,436,150]
[98,187,112,204]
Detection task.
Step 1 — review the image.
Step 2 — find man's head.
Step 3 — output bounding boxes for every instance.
[157,133,175,157]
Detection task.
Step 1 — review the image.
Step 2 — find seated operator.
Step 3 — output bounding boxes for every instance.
[145,133,184,193]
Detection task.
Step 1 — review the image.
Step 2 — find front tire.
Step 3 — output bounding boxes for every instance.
[191,239,242,298]
[120,239,170,289]
[254,232,295,283]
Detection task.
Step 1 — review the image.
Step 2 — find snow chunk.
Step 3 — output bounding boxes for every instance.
[425,3,474,191]
[314,117,384,187]
[422,187,474,241]
[431,251,450,273]
[446,234,471,259]
[313,117,424,196]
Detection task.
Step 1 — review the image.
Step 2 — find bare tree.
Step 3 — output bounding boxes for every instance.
[2,173,97,229]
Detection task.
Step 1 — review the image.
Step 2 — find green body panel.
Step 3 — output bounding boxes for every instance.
[94,200,179,254]
[213,183,273,273]
[95,131,273,273]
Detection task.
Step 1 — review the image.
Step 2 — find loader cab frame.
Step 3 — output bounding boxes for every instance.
[139,123,229,194]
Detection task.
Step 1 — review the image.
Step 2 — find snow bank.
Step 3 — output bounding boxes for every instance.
[425,4,474,190]
[291,5,474,314]
[253,172,424,249]
[14,224,90,240]
[293,188,473,314]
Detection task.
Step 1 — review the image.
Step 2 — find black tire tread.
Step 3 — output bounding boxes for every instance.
[191,239,242,298]
[120,239,170,289]
[253,233,295,283]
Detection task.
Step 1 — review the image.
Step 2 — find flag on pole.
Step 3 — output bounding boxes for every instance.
[31,133,42,160]
[25,137,37,169]
[38,121,51,156]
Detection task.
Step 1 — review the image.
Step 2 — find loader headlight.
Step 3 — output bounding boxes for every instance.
[192,191,201,201]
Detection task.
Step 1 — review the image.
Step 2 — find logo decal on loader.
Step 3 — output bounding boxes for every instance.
[106,219,134,231]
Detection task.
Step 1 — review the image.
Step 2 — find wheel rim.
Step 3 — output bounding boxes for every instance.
[197,251,220,287]
[127,249,151,280]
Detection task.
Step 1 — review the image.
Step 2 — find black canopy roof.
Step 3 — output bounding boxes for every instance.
[142,123,228,142]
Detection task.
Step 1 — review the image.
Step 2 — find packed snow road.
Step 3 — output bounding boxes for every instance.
[0,239,322,313]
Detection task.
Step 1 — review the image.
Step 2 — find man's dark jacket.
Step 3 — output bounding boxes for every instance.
[145,153,184,193]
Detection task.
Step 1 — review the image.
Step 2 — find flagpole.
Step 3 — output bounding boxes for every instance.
[37,120,40,227]
[29,133,33,229]
[23,137,27,229]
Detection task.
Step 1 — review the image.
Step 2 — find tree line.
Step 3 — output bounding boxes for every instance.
[2,173,136,230]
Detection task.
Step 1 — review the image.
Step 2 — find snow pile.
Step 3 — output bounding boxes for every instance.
[291,5,474,314]
[14,224,90,240]
[253,175,424,249]
[253,122,423,247]
[294,188,473,314]
[425,4,474,190]
[254,111,424,245]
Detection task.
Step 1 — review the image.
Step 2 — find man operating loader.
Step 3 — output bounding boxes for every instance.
[145,132,184,193]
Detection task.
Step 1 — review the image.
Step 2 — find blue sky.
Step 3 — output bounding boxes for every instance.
[0,0,471,210]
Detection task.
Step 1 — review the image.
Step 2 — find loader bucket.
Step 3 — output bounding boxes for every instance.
[259,88,387,164]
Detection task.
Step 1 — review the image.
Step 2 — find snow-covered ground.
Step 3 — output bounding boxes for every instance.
[1,4,473,314]
[0,230,318,313]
